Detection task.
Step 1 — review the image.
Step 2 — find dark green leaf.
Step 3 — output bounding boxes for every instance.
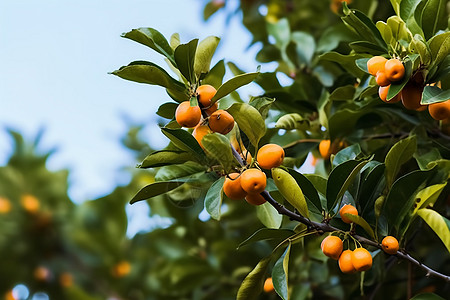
[236,256,271,300]
[194,36,220,77]
[202,59,225,88]
[111,61,188,101]
[421,0,448,39]
[410,293,446,300]
[385,135,417,187]
[121,28,175,65]
[319,52,367,78]
[332,144,362,167]
[211,71,260,103]
[139,150,194,168]
[272,245,290,300]
[355,58,370,73]
[202,133,236,173]
[227,103,266,147]
[174,39,198,83]
[428,32,450,69]
[330,85,356,101]
[161,128,206,160]
[421,85,450,104]
[205,177,225,220]
[238,228,295,249]
[349,41,386,55]
[156,102,178,119]
[130,181,184,204]
[287,168,322,213]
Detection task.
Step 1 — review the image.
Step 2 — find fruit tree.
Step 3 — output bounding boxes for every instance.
[112,0,450,299]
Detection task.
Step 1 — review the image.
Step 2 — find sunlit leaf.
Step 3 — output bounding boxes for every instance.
[130,181,184,204]
[417,209,450,253]
[272,168,309,218]
[227,103,266,147]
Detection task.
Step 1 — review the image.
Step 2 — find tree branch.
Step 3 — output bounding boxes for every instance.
[230,144,450,282]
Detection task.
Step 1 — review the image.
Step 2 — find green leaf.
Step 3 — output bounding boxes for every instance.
[304,174,327,196]
[227,103,266,147]
[384,135,417,187]
[238,228,295,249]
[275,113,310,131]
[139,150,194,168]
[272,244,290,300]
[111,61,188,101]
[343,214,376,239]
[267,18,291,49]
[410,293,446,300]
[156,102,178,119]
[194,36,220,78]
[202,133,236,173]
[121,28,175,65]
[205,177,225,220]
[291,31,316,64]
[349,41,387,55]
[387,59,413,101]
[287,168,322,213]
[203,1,223,20]
[211,71,260,103]
[417,209,450,253]
[130,181,184,204]
[202,59,225,88]
[169,33,180,50]
[359,162,386,217]
[174,39,198,83]
[412,183,447,215]
[236,256,271,300]
[155,161,207,181]
[332,144,362,167]
[421,0,448,39]
[249,97,275,119]
[421,86,450,104]
[355,58,370,73]
[328,108,371,141]
[256,201,283,229]
[329,85,356,101]
[161,128,206,161]
[399,0,422,20]
[326,159,370,212]
[428,32,450,69]
[319,52,367,78]
[272,168,309,218]
[383,169,435,234]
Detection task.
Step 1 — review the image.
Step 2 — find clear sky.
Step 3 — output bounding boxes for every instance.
[0,0,261,200]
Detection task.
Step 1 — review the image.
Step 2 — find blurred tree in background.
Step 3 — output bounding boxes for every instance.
[1,0,450,299]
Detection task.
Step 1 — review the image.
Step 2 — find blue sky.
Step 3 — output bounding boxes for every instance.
[0,0,262,202]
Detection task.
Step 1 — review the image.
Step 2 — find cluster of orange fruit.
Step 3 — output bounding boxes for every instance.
[321,204,399,273]
[175,85,235,146]
[223,144,285,205]
[368,56,450,120]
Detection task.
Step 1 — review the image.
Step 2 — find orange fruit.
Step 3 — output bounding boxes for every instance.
[204,102,218,116]
[21,194,40,213]
[59,272,73,287]
[245,193,266,205]
[321,236,343,260]
[428,100,450,120]
[257,144,285,169]
[381,236,399,255]
[192,124,211,149]
[0,197,11,214]
[175,101,202,128]
[375,71,391,87]
[209,109,235,135]
[319,140,331,160]
[223,173,247,200]
[339,250,357,274]
[378,85,401,103]
[339,204,358,224]
[263,277,274,293]
[240,168,267,194]
[401,83,425,110]
[5,290,15,300]
[34,266,50,281]
[384,59,405,82]
[367,56,387,76]
[351,248,372,271]
[112,261,131,278]
[196,84,217,107]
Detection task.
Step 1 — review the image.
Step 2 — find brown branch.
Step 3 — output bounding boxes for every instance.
[230,144,450,282]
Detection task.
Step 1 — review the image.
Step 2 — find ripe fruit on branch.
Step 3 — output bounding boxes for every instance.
[196,84,217,107]
[381,236,399,255]
[204,102,218,116]
[319,139,331,160]
[428,100,450,120]
[351,248,372,271]
[401,83,426,111]
[257,144,285,169]
[209,109,235,135]
[379,85,401,103]
[367,56,387,76]
[263,277,274,293]
[192,124,211,149]
[375,71,391,87]
[321,235,343,260]
[339,204,358,224]
[21,194,40,213]
[384,59,405,82]
[245,193,266,205]
[175,101,202,128]
[339,250,356,274]
[240,168,267,194]
[223,173,247,200]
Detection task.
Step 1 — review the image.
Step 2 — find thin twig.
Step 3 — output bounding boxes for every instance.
[230,143,450,282]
